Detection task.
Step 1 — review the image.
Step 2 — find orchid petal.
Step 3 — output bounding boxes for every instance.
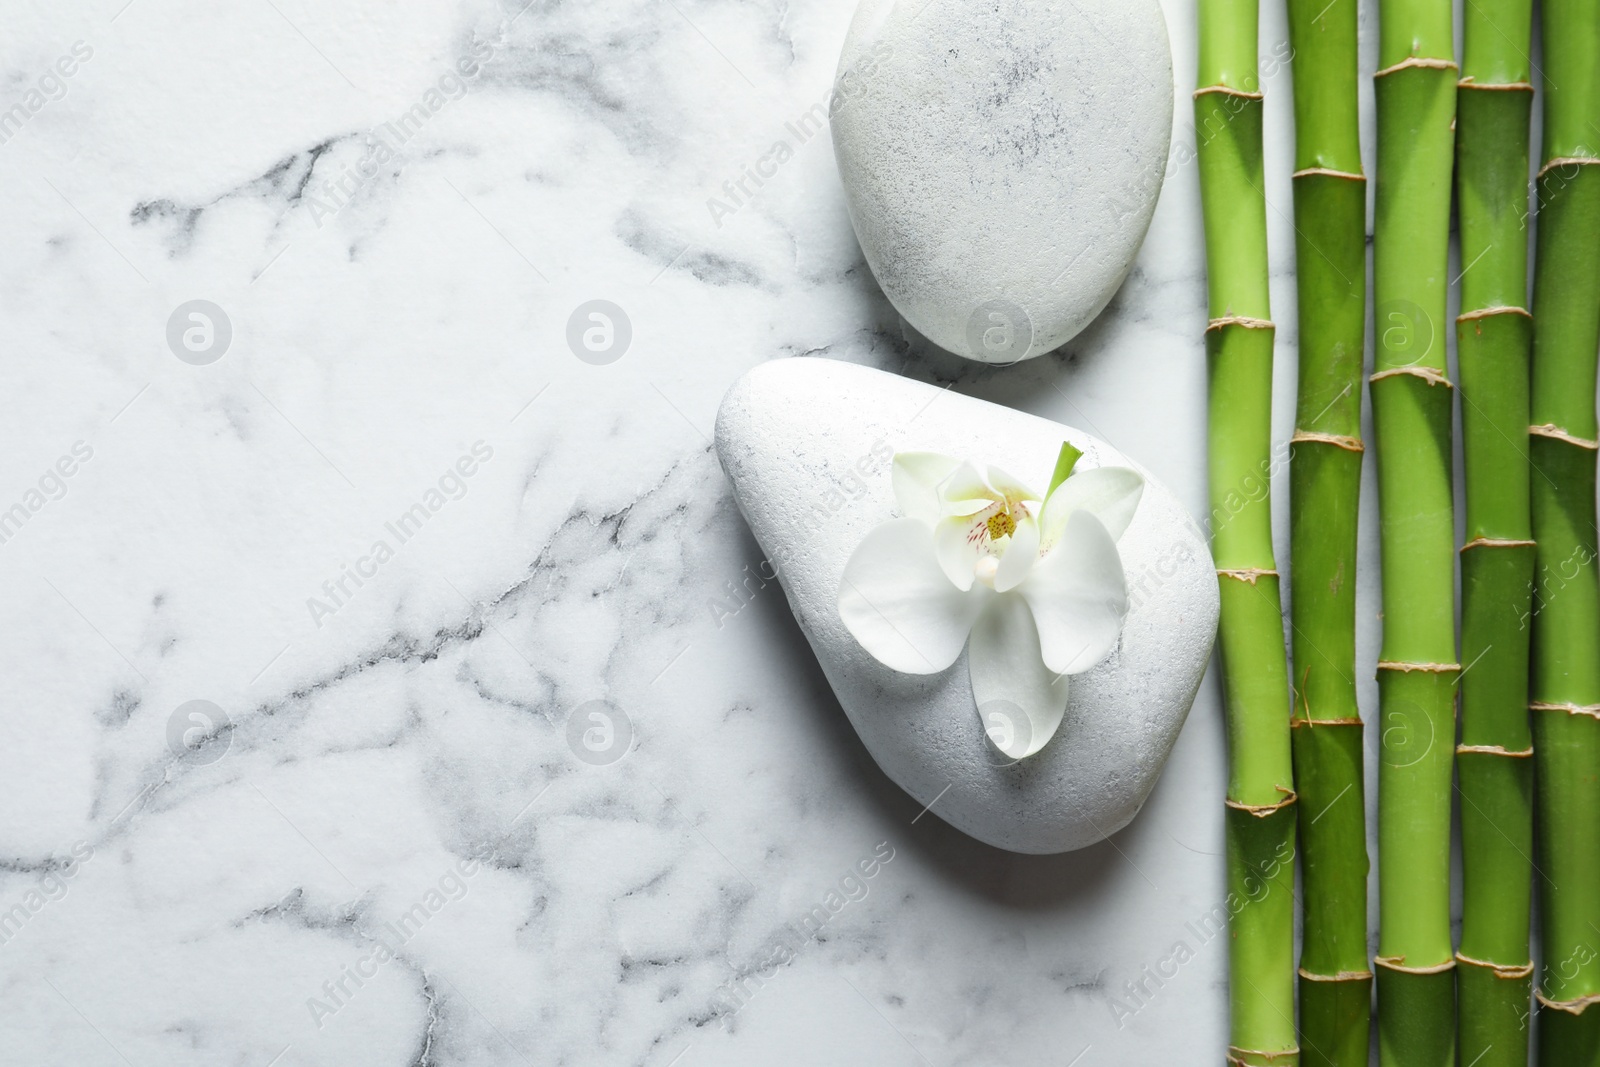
[1020,510,1128,675]
[1040,466,1145,547]
[839,519,987,673]
[993,512,1040,592]
[982,463,1042,503]
[942,497,992,518]
[934,513,983,591]
[892,452,962,524]
[940,461,996,505]
[969,593,1070,759]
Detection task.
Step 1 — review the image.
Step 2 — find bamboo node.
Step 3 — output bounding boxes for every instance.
[1370,365,1453,388]
[1456,78,1535,92]
[1457,305,1531,322]
[1298,967,1373,982]
[1224,791,1297,817]
[1456,744,1534,758]
[1217,567,1277,585]
[1456,953,1534,979]
[1290,430,1363,452]
[1376,660,1460,674]
[1373,56,1458,78]
[1193,85,1264,101]
[1292,716,1364,727]
[1225,1046,1300,1066]
[1535,988,1600,1014]
[1374,955,1456,975]
[1290,167,1365,182]
[1461,537,1536,551]
[1537,155,1600,179]
[1206,315,1274,333]
[1530,700,1600,720]
[1529,423,1600,449]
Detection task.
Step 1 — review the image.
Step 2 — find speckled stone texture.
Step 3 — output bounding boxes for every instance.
[715,357,1217,853]
[831,0,1174,363]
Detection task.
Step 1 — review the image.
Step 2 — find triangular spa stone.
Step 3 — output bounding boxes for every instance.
[715,357,1218,853]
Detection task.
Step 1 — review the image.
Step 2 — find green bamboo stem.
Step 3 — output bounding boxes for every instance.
[1454,0,1536,1063]
[1197,3,1297,1064]
[1372,0,1458,1063]
[1529,1,1600,1061]
[1282,1,1369,1064]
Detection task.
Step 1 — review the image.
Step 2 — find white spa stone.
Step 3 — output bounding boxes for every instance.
[830,0,1174,364]
[714,358,1217,853]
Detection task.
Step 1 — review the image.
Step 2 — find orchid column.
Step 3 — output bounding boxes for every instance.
[1197,1,1297,1063]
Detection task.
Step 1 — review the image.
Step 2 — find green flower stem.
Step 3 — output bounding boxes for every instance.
[1372,0,1458,1062]
[1530,1,1600,1061]
[1283,0,1370,1062]
[1047,442,1083,496]
[1454,0,1536,1063]
[1197,1,1297,1063]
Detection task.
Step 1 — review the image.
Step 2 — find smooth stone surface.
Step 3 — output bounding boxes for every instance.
[716,357,1218,853]
[831,0,1174,363]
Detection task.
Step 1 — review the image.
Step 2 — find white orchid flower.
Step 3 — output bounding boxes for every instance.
[837,446,1143,759]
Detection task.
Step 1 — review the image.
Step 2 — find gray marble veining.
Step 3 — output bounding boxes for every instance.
[0,0,1388,1064]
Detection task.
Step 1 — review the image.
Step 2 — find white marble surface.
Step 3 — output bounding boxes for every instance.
[0,0,1388,1064]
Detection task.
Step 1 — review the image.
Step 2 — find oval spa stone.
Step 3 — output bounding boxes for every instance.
[714,357,1217,853]
[830,0,1174,363]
